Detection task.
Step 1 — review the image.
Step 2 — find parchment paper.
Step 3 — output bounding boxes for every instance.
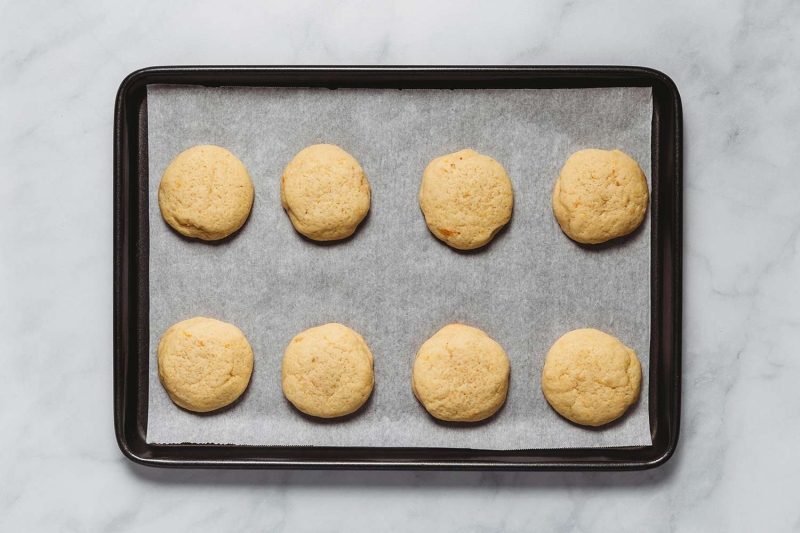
[146,85,652,449]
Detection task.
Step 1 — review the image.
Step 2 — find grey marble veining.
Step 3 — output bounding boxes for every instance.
[1,0,799,531]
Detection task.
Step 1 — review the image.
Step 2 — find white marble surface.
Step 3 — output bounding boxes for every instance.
[1,0,799,531]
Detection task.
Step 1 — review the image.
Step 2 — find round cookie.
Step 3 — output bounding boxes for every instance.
[541,328,641,426]
[158,145,254,240]
[552,149,649,244]
[412,324,510,422]
[157,317,254,413]
[418,149,514,250]
[282,323,374,418]
[280,144,371,241]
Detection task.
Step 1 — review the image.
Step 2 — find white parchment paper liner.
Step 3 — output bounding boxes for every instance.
[146,85,652,449]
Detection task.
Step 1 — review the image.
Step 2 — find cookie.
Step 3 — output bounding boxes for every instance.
[158,145,254,241]
[280,144,371,241]
[157,317,254,413]
[541,328,641,426]
[552,149,649,244]
[282,323,374,418]
[412,324,510,422]
[418,149,514,250]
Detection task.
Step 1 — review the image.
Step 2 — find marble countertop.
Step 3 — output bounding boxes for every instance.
[2,1,799,531]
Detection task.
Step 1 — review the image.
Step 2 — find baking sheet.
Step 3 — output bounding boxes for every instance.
[146,85,652,449]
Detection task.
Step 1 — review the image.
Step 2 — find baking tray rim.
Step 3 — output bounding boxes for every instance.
[113,65,682,470]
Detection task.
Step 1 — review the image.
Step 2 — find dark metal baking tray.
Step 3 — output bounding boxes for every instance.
[114,66,682,470]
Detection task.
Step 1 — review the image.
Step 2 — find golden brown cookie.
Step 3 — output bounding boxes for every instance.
[419,149,514,250]
[541,328,641,426]
[280,144,371,241]
[552,149,648,244]
[412,324,510,422]
[157,317,254,412]
[282,323,374,418]
[158,145,254,240]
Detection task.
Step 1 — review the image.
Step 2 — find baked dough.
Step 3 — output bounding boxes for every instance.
[157,317,254,412]
[541,328,641,426]
[419,149,513,250]
[412,324,510,422]
[282,323,374,418]
[280,144,371,241]
[158,145,254,240]
[552,149,648,244]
